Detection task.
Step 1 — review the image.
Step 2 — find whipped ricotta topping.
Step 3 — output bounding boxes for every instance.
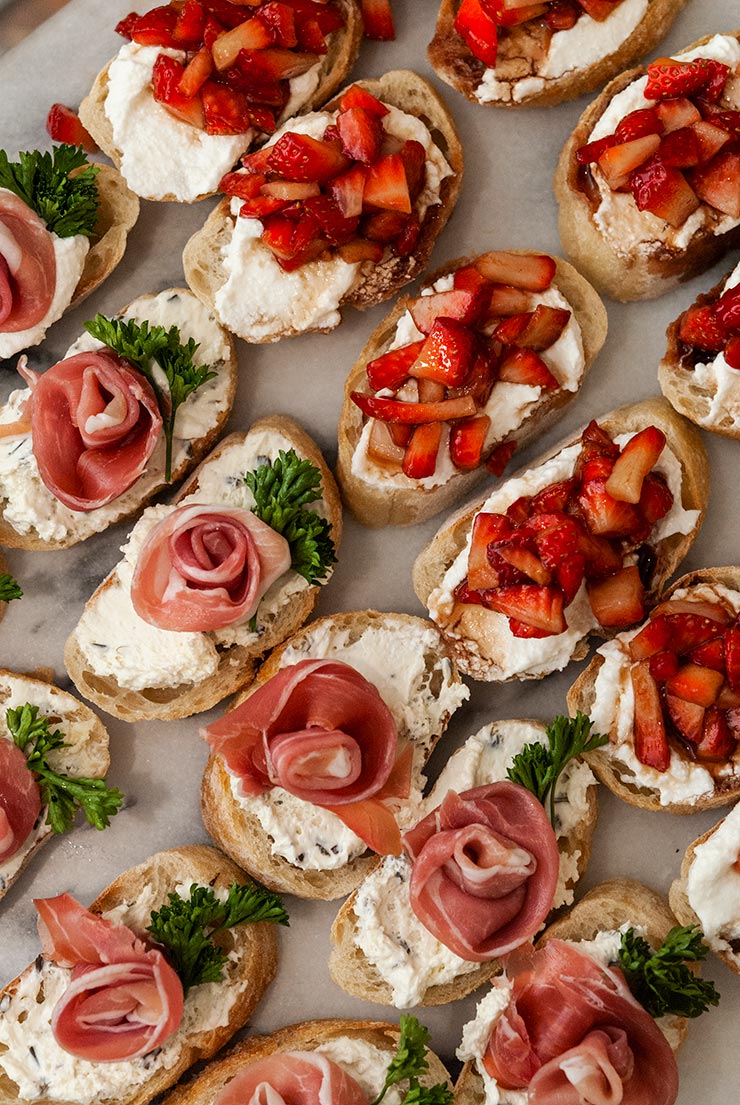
[686,803,740,960]
[313,1037,403,1105]
[689,261,740,429]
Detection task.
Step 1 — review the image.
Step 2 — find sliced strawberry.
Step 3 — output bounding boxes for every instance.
[259,3,298,46]
[578,532,623,579]
[46,104,98,152]
[365,340,425,391]
[410,319,477,387]
[649,649,679,681]
[261,180,321,200]
[398,141,426,203]
[597,134,661,188]
[659,613,727,655]
[487,284,531,316]
[268,132,349,182]
[656,97,702,133]
[580,455,615,483]
[691,151,740,218]
[299,194,358,245]
[455,0,498,66]
[220,170,265,199]
[201,81,250,134]
[556,556,585,605]
[339,85,389,117]
[497,544,551,585]
[545,0,579,30]
[366,420,405,465]
[615,107,663,144]
[172,0,207,44]
[725,626,740,691]
[508,619,552,639]
[507,496,533,525]
[178,45,214,98]
[361,0,395,40]
[362,209,409,242]
[468,512,511,590]
[690,637,725,673]
[286,1,344,36]
[530,516,581,570]
[630,616,672,660]
[577,135,618,165]
[392,212,421,258]
[363,154,411,213]
[653,599,731,625]
[349,392,477,424]
[577,480,640,537]
[238,193,290,218]
[498,348,558,388]
[402,422,441,479]
[630,157,700,227]
[486,440,517,477]
[587,566,644,628]
[631,660,670,771]
[658,127,700,169]
[665,694,705,743]
[714,285,740,334]
[580,419,620,456]
[450,416,491,471]
[690,120,731,164]
[638,473,673,528]
[726,337,740,370]
[492,312,530,345]
[485,1,549,26]
[410,288,488,334]
[212,18,274,69]
[486,584,566,635]
[645,58,730,102]
[121,6,179,46]
[451,347,496,404]
[476,251,555,291]
[695,706,737,762]
[531,478,577,515]
[337,106,384,164]
[665,663,724,707]
[604,426,666,505]
[678,304,727,351]
[201,0,249,28]
[512,304,571,351]
[152,55,205,128]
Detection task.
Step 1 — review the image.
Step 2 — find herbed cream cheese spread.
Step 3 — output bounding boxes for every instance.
[686,802,740,960]
[689,260,740,429]
[313,1037,404,1105]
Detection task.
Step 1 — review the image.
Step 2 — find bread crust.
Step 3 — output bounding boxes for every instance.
[0,289,237,552]
[568,566,740,814]
[413,397,708,682]
[71,165,140,307]
[78,0,363,204]
[428,0,688,109]
[64,415,343,721]
[0,844,278,1105]
[336,251,608,528]
[182,70,463,343]
[554,31,740,303]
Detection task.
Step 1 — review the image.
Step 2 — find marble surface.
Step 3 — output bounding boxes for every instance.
[1,1,740,1102]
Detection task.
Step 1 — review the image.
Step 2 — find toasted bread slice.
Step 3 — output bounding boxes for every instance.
[78,0,363,204]
[554,31,740,302]
[413,398,708,683]
[569,566,740,814]
[64,415,343,721]
[0,288,237,552]
[161,1018,451,1105]
[428,0,688,109]
[0,669,110,902]
[182,71,463,343]
[328,719,598,1008]
[71,164,140,306]
[201,610,469,900]
[0,844,278,1105]
[336,250,607,528]
[455,878,689,1105]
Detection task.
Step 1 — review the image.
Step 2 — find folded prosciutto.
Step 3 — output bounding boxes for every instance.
[212,1051,368,1105]
[202,658,412,855]
[404,783,559,961]
[0,739,40,863]
[483,939,679,1105]
[0,191,56,333]
[35,892,183,1062]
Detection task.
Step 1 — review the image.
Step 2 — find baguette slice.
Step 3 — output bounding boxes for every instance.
[78,0,363,203]
[329,718,598,1008]
[568,566,740,813]
[201,610,469,900]
[64,415,343,721]
[554,31,740,302]
[161,1019,451,1105]
[336,250,607,528]
[0,669,110,902]
[0,288,237,552]
[454,879,689,1105]
[413,398,708,683]
[182,70,463,343]
[0,845,278,1105]
[428,0,688,109]
[71,164,140,306]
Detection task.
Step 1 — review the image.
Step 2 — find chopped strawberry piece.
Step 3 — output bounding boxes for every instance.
[349,392,477,424]
[366,419,405,465]
[531,478,577,515]
[498,348,559,389]
[230,46,319,90]
[695,706,737,762]
[46,104,98,153]
[450,416,491,471]
[659,127,700,169]
[337,106,384,164]
[661,613,727,655]
[604,426,666,504]
[710,110,740,136]
[577,531,623,579]
[492,312,530,345]
[268,132,349,182]
[587,565,644,628]
[678,304,727,351]
[220,170,266,199]
[487,284,531,316]
[545,0,579,30]
[690,120,731,164]
[690,637,725,673]
[201,81,250,134]
[261,180,321,200]
[575,0,620,19]
[365,340,425,391]
[361,0,395,40]
[476,251,556,291]
[485,1,550,27]
[581,455,615,483]
[455,0,498,66]
[630,157,700,227]
[507,496,532,525]
[485,439,517,477]
[577,135,617,165]
[615,108,663,144]
[203,14,226,50]
[402,422,441,479]
[691,151,740,218]
[326,163,366,217]
[259,3,298,46]
[577,479,640,537]
[238,193,290,218]
[410,288,488,334]
[631,660,670,771]
[398,141,426,203]
[468,512,511,590]
[725,627,740,691]
[363,154,411,213]
[339,86,389,118]
[726,337,740,370]
[645,58,730,102]
[665,663,724,707]
[629,615,672,660]
[665,694,705,743]
[649,649,679,681]
[638,472,673,525]
[598,134,661,188]
[410,319,477,387]
[201,0,248,28]
[653,599,731,624]
[581,419,620,455]
[656,97,701,133]
[122,6,179,46]
[298,194,358,245]
[392,212,421,258]
[212,19,274,70]
[512,304,571,351]
[152,54,205,128]
[362,209,409,242]
[486,584,566,636]
[556,556,585,605]
[714,285,740,333]
[497,545,551,586]
[178,45,214,98]
[508,619,552,639]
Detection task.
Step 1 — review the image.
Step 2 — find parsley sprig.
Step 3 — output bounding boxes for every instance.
[507,712,607,828]
[0,573,22,602]
[8,703,123,835]
[618,925,720,1020]
[147,881,289,994]
[84,314,216,482]
[372,1016,452,1105]
[0,145,99,238]
[244,449,336,585]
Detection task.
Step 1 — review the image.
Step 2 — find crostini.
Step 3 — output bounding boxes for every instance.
[0,144,138,359]
[337,249,607,527]
[182,72,463,343]
[65,415,343,721]
[429,0,689,109]
[0,669,120,902]
[0,288,237,551]
[200,610,469,900]
[329,715,599,1008]
[79,0,363,203]
[414,398,707,682]
[455,879,718,1105]
[568,567,740,813]
[0,844,283,1105]
[555,31,740,302]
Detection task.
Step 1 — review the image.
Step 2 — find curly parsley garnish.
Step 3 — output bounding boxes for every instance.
[618,925,720,1020]
[507,712,607,828]
[0,144,99,238]
[148,881,289,994]
[244,448,336,585]
[372,1015,452,1105]
[8,703,123,835]
[0,573,22,602]
[84,314,217,482]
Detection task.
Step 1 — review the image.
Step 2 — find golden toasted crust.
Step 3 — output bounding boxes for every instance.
[336,251,608,527]
[429,0,689,109]
[70,165,140,307]
[413,398,708,682]
[569,566,740,814]
[554,31,740,302]
[0,845,279,1105]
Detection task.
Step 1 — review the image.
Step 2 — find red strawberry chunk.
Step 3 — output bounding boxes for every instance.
[529,516,581,569]
[638,473,673,525]
[363,154,411,213]
[410,288,489,334]
[476,251,556,291]
[492,312,531,344]
[578,532,623,579]
[577,135,617,165]
[679,304,727,351]
[696,707,737,762]
[361,0,395,40]
[645,58,730,102]
[615,107,663,144]
[530,478,577,515]
[455,0,498,66]
[365,340,425,391]
[659,127,700,169]
[220,170,265,199]
[508,619,552,639]
[691,150,740,218]
[392,212,421,258]
[665,663,724,707]
[398,141,426,204]
[487,284,531,316]
[349,392,477,424]
[629,615,672,660]
[604,426,666,504]
[261,180,321,200]
[239,194,291,218]
[484,1,550,27]
[598,134,660,187]
[329,163,367,217]
[630,157,700,227]
[486,439,517,477]
[496,544,551,586]
[512,304,571,351]
[498,348,559,388]
[581,419,620,455]
[337,106,384,164]
[714,285,740,334]
[587,565,644,628]
[725,627,740,691]
[631,660,670,771]
[267,132,350,182]
[410,319,477,386]
[661,612,727,654]
[450,416,491,471]
[507,496,533,525]
[178,45,214,99]
[339,86,389,117]
[545,0,580,30]
[577,479,640,537]
[259,3,298,46]
[362,209,409,242]
[656,97,701,133]
[298,195,358,245]
[690,637,725,673]
[576,0,620,19]
[649,649,679,681]
[212,19,274,69]
[690,120,730,164]
[201,81,251,134]
[665,694,705,743]
[402,422,441,479]
[486,584,566,636]
[152,54,204,128]
[556,556,585,605]
[46,104,98,153]
[468,512,511,590]
[726,337,740,370]
[121,6,179,46]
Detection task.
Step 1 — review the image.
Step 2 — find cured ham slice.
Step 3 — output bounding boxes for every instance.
[35,892,184,1062]
[202,659,409,855]
[484,939,679,1105]
[130,503,291,631]
[404,783,559,961]
[0,191,56,333]
[0,738,41,864]
[212,1050,368,1105]
[28,350,162,511]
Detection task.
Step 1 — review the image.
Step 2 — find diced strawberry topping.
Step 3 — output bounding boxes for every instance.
[402,422,442,479]
[725,627,740,691]
[484,584,566,635]
[366,341,425,391]
[630,156,700,227]
[454,0,498,67]
[468,512,510,590]
[46,104,98,152]
[450,416,491,471]
[498,348,559,389]
[476,251,556,291]
[614,107,663,144]
[337,107,385,165]
[152,53,205,127]
[645,58,730,103]
[696,707,736,762]
[649,649,679,682]
[363,154,411,213]
[410,288,489,334]
[690,637,725,673]
[691,151,740,218]
[631,660,670,771]
[486,440,517,477]
[587,566,644,627]
[350,392,477,424]
[360,0,395,41]
[604,426,666,504]
[658,127,700,169]
[665,694,704,744]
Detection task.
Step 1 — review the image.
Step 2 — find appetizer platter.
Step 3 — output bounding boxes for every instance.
[1,1,740,1104]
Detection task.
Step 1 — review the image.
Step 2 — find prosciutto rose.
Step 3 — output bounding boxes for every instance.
[35,893,183,1062]
[0,191,56,333]
[212,1052,368,1105]
[202,658,411,855]
[0,739,41,863]
[404,783,559,960]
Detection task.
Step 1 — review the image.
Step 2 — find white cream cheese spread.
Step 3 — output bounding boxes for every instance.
[686,803,740,960]
[313,1037,403,1105]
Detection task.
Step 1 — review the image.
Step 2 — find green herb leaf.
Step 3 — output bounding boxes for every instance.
[218,881,290,929]
[84,314,216,481]
[372,1015,450,1105]
[618,925,720,1020]
[7,703,123,835]
[401,1086,453,1105]
[0,145,99,237]
[244,449,336,585]
[0,573,22,602]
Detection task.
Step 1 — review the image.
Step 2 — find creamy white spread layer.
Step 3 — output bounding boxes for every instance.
[314,1037,403,1105]
[0,289,232,544]
[690,261,740,428]
[686,803,740,959]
